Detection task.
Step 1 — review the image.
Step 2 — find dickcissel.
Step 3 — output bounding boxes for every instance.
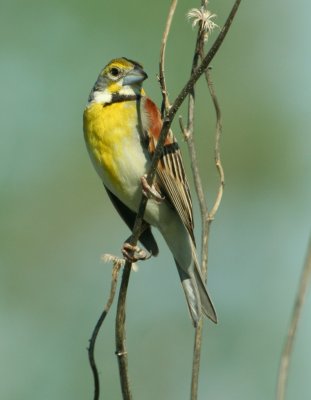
[83,57,217,326]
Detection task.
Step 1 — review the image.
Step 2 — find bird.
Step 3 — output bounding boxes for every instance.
[83,57,217,326]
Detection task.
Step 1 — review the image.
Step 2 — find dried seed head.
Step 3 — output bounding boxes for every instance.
[187,4,218,42]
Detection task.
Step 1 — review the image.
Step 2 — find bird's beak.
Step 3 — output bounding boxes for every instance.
[123,66,148,86]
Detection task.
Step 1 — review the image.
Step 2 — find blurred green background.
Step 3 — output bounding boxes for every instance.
[1,0,310,399]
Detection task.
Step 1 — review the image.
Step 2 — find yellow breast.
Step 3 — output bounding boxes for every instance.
[83,101,137,187]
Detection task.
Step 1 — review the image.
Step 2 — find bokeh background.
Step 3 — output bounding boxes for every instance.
[1,0,310,399]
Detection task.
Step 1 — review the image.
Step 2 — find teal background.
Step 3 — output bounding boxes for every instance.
[1,0,310,399]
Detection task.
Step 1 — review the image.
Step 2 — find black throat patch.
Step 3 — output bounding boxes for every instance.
[103,93,141,107]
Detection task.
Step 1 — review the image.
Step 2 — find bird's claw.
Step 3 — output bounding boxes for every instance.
[122,243,151,263]
[141,175,164,203]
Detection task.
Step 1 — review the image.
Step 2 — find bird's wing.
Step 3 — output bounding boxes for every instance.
[142,97,195,244]
[104,186,159,256]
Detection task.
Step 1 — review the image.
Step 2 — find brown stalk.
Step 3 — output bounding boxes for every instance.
[276,236,311,400]
[159,0,178,117]
[88,260,123,400]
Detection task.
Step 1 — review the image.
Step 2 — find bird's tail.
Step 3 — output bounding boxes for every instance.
[175,260,217,327]
[193,261,217,324]
[159,217,217,326]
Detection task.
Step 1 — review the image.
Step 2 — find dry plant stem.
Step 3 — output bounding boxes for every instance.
[204,67,224,220]
[179,18,211,400]
[186,66,225,400]
[159,0,178,117]
[115,2,241,398]
[276,236,311,400]
[186,115,208,400]
[190,68,224,400]
[190,318,203,399]
[88,262,122,400]
[186,23,211,400]
[188,1,231,396]
[115,262,133,400]
[188,15,210,277]
[180,114,209,270]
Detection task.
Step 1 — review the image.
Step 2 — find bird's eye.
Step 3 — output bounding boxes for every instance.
[110,67,120,77]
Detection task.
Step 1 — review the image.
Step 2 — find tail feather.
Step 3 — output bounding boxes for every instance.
[176,263,202,327]
[160,218,217,326]
[193,264,217,323]
[191,240,217,324]
[175,256,217,326]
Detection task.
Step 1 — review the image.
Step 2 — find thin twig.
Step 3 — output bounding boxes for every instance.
[114,2,241,398]
[159,0,178,117]
[187,0,234,396]
[276,236,311,400]
[88,259,123,400]
[188,62,225,400]
[188,4,211,276]
[185,1,228,397]
[205,68,224,221]
[115,262,133,400]
[180,114,209,278]
[179,16,210,400]
[190,318,204,400]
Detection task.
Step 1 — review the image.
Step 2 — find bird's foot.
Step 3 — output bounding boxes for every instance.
[122,242,152,263]
[141,175,164,203]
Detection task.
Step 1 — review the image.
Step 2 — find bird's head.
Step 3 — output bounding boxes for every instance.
[89,57,148,104]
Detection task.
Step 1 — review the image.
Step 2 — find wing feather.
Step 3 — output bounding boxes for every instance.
[142,97,195,243]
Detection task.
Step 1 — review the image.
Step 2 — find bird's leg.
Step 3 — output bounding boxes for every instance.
[122,239,152,263]
[141,175,164,203]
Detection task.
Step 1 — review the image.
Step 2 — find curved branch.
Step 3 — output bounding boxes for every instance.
[276,236,311,400]
[88,260,122,400]
[159,0,178,117]
[205,68,224,221]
